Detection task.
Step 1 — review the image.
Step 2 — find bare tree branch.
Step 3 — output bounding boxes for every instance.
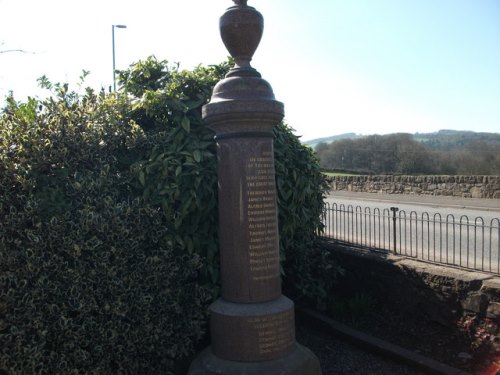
[0,49,34,54]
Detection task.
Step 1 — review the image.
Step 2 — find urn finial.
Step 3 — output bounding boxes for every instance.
[220,1,263,76]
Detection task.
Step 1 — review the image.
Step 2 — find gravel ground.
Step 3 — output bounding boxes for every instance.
[296,325,427,375]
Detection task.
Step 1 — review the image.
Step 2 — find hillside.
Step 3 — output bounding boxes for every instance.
[312,130,500,175]
[305,130,500,150]
[304,133,359,149]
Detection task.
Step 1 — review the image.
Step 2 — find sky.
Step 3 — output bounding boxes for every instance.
[0,0,499,141]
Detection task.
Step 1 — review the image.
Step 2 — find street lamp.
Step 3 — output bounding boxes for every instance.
[112,24,127,91]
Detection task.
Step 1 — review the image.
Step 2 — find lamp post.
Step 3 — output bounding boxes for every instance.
[112,24,127,91]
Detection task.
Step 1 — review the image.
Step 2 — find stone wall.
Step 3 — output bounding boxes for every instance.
[327,175,500,199]
[327,242,500,350]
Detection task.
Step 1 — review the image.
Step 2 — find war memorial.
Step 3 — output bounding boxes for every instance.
[188,1,322,374]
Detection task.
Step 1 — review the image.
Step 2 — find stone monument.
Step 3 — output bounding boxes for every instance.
[188,1,322,374]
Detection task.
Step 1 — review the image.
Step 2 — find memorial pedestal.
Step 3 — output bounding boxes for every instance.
[189,344,321,375]
[210,297,295,362]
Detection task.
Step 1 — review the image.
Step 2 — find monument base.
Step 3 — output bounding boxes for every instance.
[187,343,322,375]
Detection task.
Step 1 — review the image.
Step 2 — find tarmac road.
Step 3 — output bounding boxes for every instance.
[326,190,500,212]
[323,191,500,274]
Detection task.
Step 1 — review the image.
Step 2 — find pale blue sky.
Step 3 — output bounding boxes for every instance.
[1,0,499,141]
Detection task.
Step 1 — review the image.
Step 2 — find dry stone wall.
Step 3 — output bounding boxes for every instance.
[327,175,500,199]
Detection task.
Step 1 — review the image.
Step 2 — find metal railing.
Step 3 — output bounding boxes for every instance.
[321,202,500,275]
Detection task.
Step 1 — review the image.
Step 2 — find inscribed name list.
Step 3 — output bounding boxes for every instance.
[246,149,279,282]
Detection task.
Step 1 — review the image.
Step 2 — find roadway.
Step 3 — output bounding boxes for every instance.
[323,191,500,274]
[325,190,500,213]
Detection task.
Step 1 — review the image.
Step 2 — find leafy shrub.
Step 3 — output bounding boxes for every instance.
[0,84,210,374]
[274,122,327,252]
[274,125,343,308]
[118,58,229,292]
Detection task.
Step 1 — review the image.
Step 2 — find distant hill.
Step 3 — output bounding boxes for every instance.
[303,133,359,148]
[304,130,500,150]
[413,129,500,150]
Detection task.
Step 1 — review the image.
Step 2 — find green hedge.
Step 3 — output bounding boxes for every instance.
[274,123,343,309]
[0,58,332,374]
[0,86,211,374]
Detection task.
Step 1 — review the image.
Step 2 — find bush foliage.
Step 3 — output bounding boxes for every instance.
[274,125,343,308]
[0,57,330,374]
[0,82,211,374]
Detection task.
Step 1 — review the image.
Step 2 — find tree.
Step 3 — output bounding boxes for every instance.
[0,41,33,54]
[315,133,439,174]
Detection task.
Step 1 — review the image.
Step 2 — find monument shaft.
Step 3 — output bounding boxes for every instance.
[217,136,281,303]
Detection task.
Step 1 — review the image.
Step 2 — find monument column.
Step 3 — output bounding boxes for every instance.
[188,1,322,374]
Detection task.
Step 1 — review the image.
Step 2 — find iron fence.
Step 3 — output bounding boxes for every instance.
[321,202,500,275]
